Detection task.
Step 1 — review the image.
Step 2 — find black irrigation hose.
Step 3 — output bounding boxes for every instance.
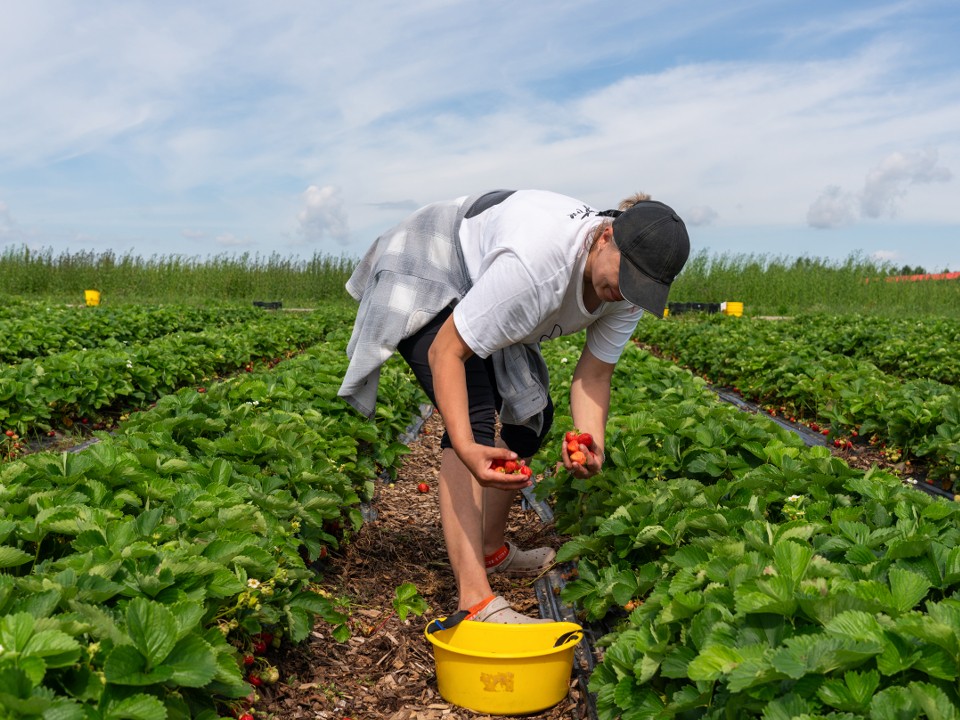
[535,563,601,720]
[710,385,958,503]
[521,484,601,719]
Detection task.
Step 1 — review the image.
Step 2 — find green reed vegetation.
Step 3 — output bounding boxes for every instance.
[1,244,958,317]
[670,250,960,317]
[0,246,355,307]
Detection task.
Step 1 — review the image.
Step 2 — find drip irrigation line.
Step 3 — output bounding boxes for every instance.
[710,385,958,503]
[903,477,959,502]
[712,387,827,448]
[522,478,601,716]
[535,564,601,720]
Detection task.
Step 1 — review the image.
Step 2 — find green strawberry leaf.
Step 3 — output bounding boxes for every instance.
[125,598,177,667]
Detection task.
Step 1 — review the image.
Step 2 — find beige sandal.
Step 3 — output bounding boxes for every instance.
[466,595,550,624]
[485,541,556,577]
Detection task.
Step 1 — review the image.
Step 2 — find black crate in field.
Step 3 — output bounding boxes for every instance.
[668,302,721,315]
[253,301,283,310]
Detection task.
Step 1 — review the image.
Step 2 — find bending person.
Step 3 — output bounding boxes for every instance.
[339,188,689,623]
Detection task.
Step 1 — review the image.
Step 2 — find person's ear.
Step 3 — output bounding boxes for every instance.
[600,225,616,247]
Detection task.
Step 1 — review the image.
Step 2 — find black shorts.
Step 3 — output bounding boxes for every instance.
[396,306,554,458]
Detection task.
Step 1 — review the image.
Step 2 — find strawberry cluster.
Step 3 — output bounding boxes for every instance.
[565,430,593,465]
[490,458,533,477]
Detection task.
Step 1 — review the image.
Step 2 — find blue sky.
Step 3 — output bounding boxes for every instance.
[1,1,958,272]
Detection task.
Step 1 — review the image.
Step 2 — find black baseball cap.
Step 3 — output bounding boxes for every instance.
[612,200,690,317]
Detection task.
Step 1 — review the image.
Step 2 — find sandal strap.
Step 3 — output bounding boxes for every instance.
[462,594,497,622]
[484,544,510,568]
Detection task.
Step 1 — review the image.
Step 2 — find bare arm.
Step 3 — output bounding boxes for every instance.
[428,314,531,489]
[563,344,615,477]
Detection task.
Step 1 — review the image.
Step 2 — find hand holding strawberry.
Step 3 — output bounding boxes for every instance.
[561,429,603,477]
[458,442,533,489]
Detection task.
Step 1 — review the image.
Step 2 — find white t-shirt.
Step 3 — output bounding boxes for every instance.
[453,190,643,363]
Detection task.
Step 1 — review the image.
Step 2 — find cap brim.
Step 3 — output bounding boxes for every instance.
[619,259,671,317]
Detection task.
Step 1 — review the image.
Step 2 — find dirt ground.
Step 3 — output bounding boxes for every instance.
[255,411,587,720]
[248,390,946,720]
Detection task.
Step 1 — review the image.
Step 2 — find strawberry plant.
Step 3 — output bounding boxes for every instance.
[0,309,429,715]
[638,313,960,483]
[536,333,960,718]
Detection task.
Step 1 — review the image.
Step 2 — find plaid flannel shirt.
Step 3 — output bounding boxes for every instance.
[338,192,549,434]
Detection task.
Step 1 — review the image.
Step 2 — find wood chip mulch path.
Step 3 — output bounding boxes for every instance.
[256,411,588,720]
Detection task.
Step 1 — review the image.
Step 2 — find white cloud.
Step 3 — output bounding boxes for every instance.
[181,229,207,240]
[298,185,349,245]
[859,148,952,219]
[807,186,856,229]
[686,205,719,226]
[807,148,952,228]
[215,233,253,248]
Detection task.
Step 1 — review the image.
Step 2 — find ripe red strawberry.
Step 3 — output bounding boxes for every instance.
[248,673,262,687]
[519,465,532,477]
[567,440,580,454]
[565,431,578,442]
[417,482,430,493]
[504,460,519,473]
[576,432,593,447]
[242,654,255,666]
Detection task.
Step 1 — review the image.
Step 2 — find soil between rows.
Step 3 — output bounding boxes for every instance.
[257,411,586,720]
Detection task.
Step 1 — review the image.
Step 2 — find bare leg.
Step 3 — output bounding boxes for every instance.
[482,485,520,556]
[437,447,496,611]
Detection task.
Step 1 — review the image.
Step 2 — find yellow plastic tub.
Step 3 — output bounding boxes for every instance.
[723,301,743,317]
[424,619,583,715]
[84,289,101,306]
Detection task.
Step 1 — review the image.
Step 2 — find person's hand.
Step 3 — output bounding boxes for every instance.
[560,432,603,479]
[457,442,533,490]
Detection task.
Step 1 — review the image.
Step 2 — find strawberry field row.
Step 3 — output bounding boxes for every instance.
[0,310,338,442]
[536,336,960,719]
[0,311,425,718]
[0,303,268,366]
[756,315,960,386]
[637,314,960,486]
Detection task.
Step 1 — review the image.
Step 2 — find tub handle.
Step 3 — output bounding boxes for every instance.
[553,629,584,648]
[425,610,470,634]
